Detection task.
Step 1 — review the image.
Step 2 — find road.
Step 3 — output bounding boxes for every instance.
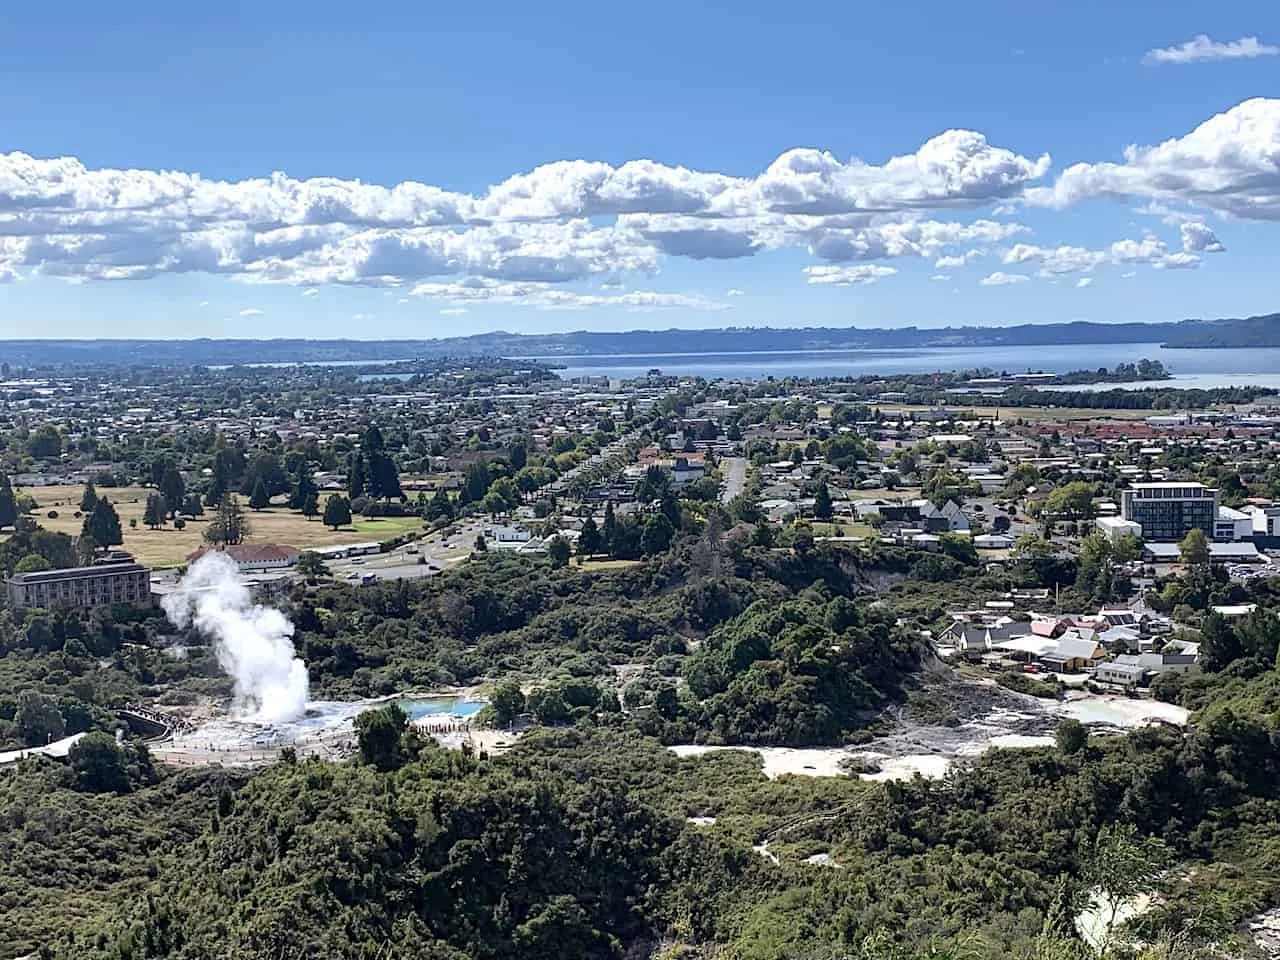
[720,457,747,504]
[326,518,487,583]
[549,435,631,494]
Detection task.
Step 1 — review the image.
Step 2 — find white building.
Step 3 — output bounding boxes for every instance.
[1095,516,1142,542]
[1214,505,1254,542]
[1244,504,1280,538]
[187,543,300,571]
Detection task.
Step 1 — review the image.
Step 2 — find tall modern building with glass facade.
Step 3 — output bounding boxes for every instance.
[1120,482,1218,542]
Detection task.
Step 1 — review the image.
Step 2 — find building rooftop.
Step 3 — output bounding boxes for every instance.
[8,562,149,584]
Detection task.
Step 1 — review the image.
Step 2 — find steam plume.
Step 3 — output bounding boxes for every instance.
[162,552,309,723]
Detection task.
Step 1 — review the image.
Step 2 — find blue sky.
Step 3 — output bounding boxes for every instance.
[0,0,1276,340]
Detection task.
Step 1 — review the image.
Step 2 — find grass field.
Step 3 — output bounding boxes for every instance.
[578,558,642,572]
[12,485,424,568]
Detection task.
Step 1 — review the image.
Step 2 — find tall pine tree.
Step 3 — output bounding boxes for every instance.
[0,473,17,531]
[348,452,366,499]
[159,465,185,518]
[83,496,123,549]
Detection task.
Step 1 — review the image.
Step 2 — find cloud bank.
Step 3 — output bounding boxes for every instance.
[0,98,1271,305]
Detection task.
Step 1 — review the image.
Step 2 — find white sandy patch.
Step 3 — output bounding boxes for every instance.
[1060,696,1188,727]
[669,744,852,778]
[687,816,717,826]
[804,853,841,868]
[1076,890,1156,951]
[752,840,779,864]
[860,754,953,781]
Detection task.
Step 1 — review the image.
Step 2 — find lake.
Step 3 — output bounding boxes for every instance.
[530,343,1280,387]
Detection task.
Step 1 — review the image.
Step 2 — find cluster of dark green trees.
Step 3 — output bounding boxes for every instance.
[10,455,1280,958]
[19,691,1280,960]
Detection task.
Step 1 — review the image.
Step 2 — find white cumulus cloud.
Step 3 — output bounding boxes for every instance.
[1144,35,1279,65]
[803,264,897,286]
[980,271,1029,286]
[1179,221,1225,252]
[1003,234,1201,275]
[0,102,1261,307]
[1076,277,1093,288]
[1027,98,1280,220]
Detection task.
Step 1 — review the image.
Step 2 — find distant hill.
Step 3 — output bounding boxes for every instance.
[1157,312,1280,348]
[3,313,1278,367]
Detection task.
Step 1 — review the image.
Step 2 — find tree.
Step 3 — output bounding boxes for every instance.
[79,482,99,514]
[9,548,51,579]
[474,534,488,552]
[1179,527,1210,568]
[143,492,167,530]
[1077,532,1125,603]
[1055,718,1087,755]
[653,683,679,719]
[15,690,65,746]
[248,477,271,511]
[1081,824,1170,955]
[159,465,185,518]
[26,425,62,459]
[547,535,571,569]
[1045,480,1096,520]
[288,465,317,511]
[489,680,526,727]
[322,494,352,531]
[368,450,402,501]
[353,703,408,772]
[69,731,130,793]
[527,687,570,725]
[348,452,367,499]
[640,514,675,556]
[296,550,329,582]
[1198,611,1240,671]
[182,493,205,517]
[578,517,603,556]
[463,461,491,503]
[0,473,18,531]
[361,425,401,501]
[602,502,619,556]
[507,440,528,471]
[301,490,320,520]
[428,486,454,522]
[813,482,834,520]
[240,452,289,498]
[83,496,123,549]
[204,494,250,546]
[203,474,226,509]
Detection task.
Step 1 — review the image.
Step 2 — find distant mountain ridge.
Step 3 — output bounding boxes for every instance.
[3,312,1278,367]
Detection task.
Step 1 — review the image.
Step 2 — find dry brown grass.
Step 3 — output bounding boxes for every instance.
[15,484,423,567]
